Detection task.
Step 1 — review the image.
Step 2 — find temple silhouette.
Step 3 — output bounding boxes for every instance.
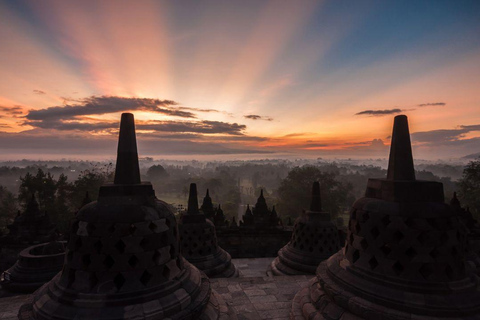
[0,114,479,319]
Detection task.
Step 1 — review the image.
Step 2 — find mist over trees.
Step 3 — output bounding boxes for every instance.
[0,158,472,234]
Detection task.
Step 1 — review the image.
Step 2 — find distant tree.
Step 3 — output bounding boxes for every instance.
[146,165,169,180]
[0,186,18,234]
[70,164,113,209]
[458,158,480,218]
[277,166,354,219]
[18,169,56,212]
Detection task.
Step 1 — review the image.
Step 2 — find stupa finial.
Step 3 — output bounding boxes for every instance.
[387,115,415,181]
[310,181,322,212]
[114,113,141,185]
[187,183,199,214]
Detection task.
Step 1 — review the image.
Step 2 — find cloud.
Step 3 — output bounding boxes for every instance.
[411,124,480,144]
[0,130,268,156]
[33,89,46,95]
[138,120,246,135]
[26,96,189,121]
[355,109,403,116]
[417,102,446,107]
[244,114,273,121]
[0,105,24,117]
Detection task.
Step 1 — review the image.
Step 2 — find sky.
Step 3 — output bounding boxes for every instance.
[0,0,479,160]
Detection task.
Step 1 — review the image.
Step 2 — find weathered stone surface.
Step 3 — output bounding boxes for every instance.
[1,241,66,293]
[270,182,341,275]
[291,115,480,319]
[179,183,238,278]
[18,113,230,320]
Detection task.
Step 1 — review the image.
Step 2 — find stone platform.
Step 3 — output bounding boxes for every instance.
[0,259,310,320]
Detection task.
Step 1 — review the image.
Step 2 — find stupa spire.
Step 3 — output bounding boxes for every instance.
[114,113,141,185]
[387,115,415,181]
[187,183,199,214]
[309,181,321,212]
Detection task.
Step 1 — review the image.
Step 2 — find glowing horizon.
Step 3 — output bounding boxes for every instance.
[1,1,479,160]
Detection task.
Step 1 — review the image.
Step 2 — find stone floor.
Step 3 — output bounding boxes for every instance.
[0,258,312,320]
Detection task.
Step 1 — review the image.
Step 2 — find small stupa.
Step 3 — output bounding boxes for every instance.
[179,183,238,278]
[270,181,341,275]
[1,194,56,245]
[200,189,216,221]
[291,115,480,319]
[19,113,230,319]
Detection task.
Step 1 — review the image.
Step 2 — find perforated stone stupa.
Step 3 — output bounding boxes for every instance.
[1,241,66,293]
[241,190,279,228]
[179,183,238,278]
[291,115,480,319]
[1,195,56,245]
[19,113,230,320]
[270,181,340,275]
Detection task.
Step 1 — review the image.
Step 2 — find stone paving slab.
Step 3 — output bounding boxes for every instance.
[231,257,275,278]
[210,275,311,320]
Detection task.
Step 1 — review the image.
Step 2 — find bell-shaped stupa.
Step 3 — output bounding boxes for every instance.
[270,181,341,275]
[291,115,480,319]
[179,183,238,278]
[200,189,216,221]
[19,113,230,319]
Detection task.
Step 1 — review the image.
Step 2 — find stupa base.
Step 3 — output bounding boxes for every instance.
[187,248,239,279]
[290,252,480,320]
[18,261,233,320]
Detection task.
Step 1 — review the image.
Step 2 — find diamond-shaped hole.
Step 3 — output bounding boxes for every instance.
[352,249,360,263]
[82,254,91,267]
[89,273,98,290]
[380,244,391,256]
[451,246,458,257]
[419,263,434,279]
[349,233,354,244]
[104,255,115,269]
[405,247,417,260]
[393,261,404,275]
[153,249,162,264]
[381,215,391,226]
[86,223,96,235]
[74,237,83,250]
[417,232,428,244]
[162,265,171,280]
[128,255,139,268]
[363,212,370,222]
[114,274,125,291]
[440,232,449,244]
[368,256,378,270]
[393,230,404,243]
[445,265,454,280]
[429,248,439,259]
[351,210,357,220]
[71,221,80,234]
[355,222,361,233]
[93,240,103,253]
[360,238,368,250]
[115,240,126,253]
[130,224,137,235]
[149,222,157,232]
[67,269,76,288]
[404,217,415,227]
[140,270,152,286]
[370,227,380,239]
[140,236,150,248]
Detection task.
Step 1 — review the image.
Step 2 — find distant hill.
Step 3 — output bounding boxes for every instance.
[462,152,480,159]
